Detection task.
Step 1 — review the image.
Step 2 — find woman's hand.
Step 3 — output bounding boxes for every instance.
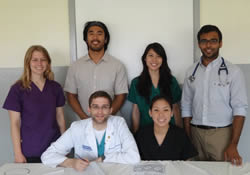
[14,152,27,163]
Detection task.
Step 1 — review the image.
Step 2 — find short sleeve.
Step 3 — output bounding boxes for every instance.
[127,78,138,104]
[3,84,22,112]
[114,63,128,95]
[171,76,182,104]
[64,63,78,94]
[55,83,65,107]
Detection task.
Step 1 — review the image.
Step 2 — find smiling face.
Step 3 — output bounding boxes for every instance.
[88,97,112,126]
[30,50,48,77]
[149,99,173,128]
[145,49,163,72]
[86,26,106,52]
[199,31,222,60]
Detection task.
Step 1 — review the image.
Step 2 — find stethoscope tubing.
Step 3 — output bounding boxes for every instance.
[189,57,229,85]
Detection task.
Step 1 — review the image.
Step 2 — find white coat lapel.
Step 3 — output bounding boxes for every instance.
[105,116,115,152]
[86,119,98,157]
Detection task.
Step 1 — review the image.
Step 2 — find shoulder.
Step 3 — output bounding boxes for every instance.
[171,76,179,85]
[185,61,200,76]
[105,54,125,67]
[9,81,26,93]
[108,115,126,125]
[224,59,242,74]
[130,77,139,85]
[136,124,153,138]
[70,118,91,130]
[46,80,63,88]
[169,124,186,137]
[69,55,88,68]
[11,81,22,90]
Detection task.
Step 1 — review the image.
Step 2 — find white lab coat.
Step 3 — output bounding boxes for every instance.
[41,116,140,167]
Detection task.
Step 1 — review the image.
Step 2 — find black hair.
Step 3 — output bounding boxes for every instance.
[136,42,173,103]
[88,90,112,107]
[150,95,173,110]
[197,25,222,42]
[83,21,110,51]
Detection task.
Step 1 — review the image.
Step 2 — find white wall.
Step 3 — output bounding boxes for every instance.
[75,0,194,83]
[0,0,70,68]
[200,0,250,64]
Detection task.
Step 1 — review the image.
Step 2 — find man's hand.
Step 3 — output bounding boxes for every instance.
[224,143,242,166]
[60,158,89,171]
[72,158,90,171]
[95,157,103,162]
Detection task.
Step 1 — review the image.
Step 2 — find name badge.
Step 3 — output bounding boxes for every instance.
[82,145,92,151]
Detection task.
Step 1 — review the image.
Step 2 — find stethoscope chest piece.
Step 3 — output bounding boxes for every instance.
[189,75,195,82]
[189,57,229,86]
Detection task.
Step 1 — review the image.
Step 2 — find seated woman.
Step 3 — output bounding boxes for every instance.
[128,42,182,133]
[136,95,197,160]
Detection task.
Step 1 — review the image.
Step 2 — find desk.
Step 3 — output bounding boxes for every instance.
[1,161,250,175]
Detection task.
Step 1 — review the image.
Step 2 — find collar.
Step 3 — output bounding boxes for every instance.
[83,52,110,63]
[199,55,222,68]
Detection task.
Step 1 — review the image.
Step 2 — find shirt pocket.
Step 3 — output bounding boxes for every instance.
[209,80,230,102]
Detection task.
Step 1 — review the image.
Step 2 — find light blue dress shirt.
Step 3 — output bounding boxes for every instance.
[181,56,248,127]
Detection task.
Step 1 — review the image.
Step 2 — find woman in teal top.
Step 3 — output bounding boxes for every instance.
[128,42,182,133]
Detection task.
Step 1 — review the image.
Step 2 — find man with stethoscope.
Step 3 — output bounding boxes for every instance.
[181,25,248,166]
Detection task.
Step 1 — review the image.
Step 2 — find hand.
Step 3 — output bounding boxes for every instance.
[224,143,242,166]
[14,152,27,163]
[72,158,90,171]
[95,157,103,162]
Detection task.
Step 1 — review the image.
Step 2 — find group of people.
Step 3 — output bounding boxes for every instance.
[3,21,248,172]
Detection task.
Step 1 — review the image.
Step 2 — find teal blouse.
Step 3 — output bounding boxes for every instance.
[128,76,182,128]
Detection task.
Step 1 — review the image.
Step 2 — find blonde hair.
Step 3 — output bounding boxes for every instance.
[18,45,54,89]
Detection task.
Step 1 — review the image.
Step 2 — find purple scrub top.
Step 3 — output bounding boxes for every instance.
[3,79,65,157]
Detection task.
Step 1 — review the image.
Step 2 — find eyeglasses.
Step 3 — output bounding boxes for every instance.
[199,39,219,45]
[90,104,110,111]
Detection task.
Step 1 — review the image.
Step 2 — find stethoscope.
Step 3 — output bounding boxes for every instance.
[189,57,229,86]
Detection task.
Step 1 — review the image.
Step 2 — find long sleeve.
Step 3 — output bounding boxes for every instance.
[41,125,75,168]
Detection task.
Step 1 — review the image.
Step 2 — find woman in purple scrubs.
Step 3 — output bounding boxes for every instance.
[3,45,66,163]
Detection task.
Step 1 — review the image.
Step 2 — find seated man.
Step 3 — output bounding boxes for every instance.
[41,91,140,171]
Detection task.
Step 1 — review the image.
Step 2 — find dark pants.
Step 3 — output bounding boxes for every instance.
[26,157,41,163]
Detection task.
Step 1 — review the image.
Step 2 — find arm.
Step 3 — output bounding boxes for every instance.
[173,103,183,128]
[8,110,27,163]
[66,92,88,119]
[104,118,140,164]
[224,68,248,166]
[111,93,127,115]
[183,117,192,138]
[224,116,245,166]
[56,107,66,134]
[181,72,194,138]
[132,104,140,133]
[41,124,75,168]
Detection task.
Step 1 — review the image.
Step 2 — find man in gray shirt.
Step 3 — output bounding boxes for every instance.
[64,21,128,119]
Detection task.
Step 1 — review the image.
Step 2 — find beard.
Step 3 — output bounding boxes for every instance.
[88,40,105,52]
[92,116,109,124]
[202,49,219,60]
